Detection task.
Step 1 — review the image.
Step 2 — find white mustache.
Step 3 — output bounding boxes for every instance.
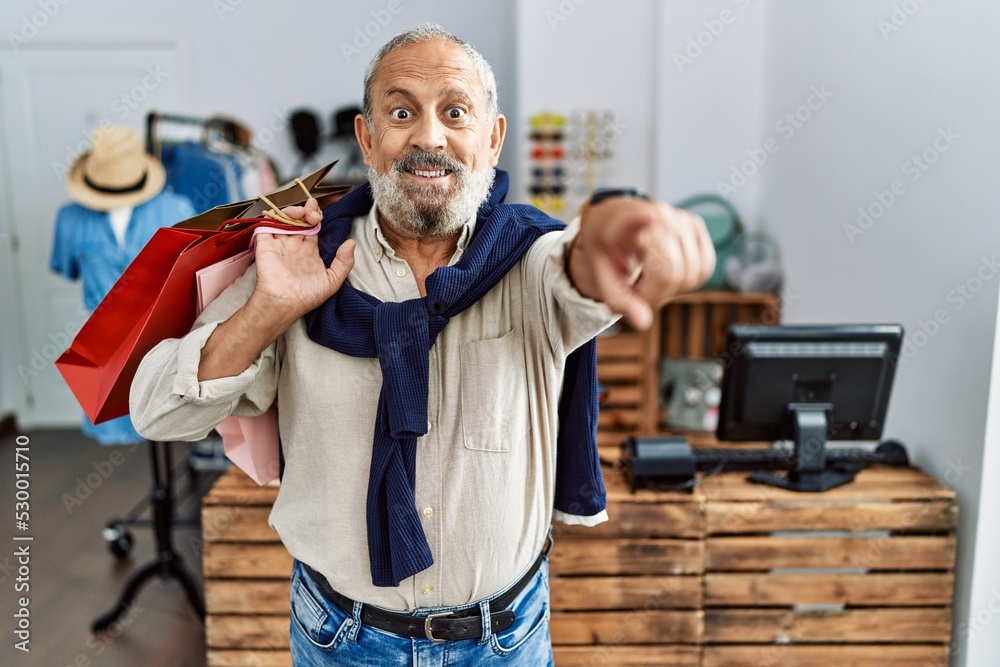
[394,153,465,175]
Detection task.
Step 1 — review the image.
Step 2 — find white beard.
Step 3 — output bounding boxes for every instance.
[368,152,495,238]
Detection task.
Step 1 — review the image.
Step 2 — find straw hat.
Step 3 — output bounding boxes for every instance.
[66,125,165,211]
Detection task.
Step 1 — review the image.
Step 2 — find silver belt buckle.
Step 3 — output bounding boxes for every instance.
[424,611,454,642]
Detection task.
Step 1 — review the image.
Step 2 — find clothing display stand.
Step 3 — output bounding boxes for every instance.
[91,441,206,633]
[100,443,206,558]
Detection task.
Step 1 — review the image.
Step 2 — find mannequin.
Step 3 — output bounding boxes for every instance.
[51,125,193,444]
[107,206,133,247]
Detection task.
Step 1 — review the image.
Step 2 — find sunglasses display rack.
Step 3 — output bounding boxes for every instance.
[526,110,619,219]
[527,112,567,215]
[567,109,618,211]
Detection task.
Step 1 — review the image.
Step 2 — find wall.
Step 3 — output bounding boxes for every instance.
[1,0,517,180]
[0,76,25,423]
[515,0,765,217]
[757,2,1000,665]
[0,162,15,420]
[972,298,1000,665]
[652,0,766,216]
[515,0,660,205]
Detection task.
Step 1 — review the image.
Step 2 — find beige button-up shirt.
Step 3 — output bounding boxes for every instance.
[130,206,617,611]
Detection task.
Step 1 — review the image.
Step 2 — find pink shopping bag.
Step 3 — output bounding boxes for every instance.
[194,223,321,485]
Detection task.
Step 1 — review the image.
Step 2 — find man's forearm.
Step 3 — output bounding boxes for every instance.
[566,234,602,302]
[198,295,297,381]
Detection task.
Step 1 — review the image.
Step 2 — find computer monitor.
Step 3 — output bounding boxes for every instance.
[716,324,904,492]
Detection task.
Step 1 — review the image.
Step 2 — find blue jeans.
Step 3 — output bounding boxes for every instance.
[289,558,554,666]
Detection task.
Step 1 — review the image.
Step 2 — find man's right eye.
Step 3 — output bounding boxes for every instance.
[391,108,411,120]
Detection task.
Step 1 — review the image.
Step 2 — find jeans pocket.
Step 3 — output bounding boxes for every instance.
[489,569,551,657]
[290,572,351,651]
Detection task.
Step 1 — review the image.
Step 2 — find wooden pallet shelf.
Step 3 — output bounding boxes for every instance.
[693,465,957,666]
[597,291,780,453]
[202,461,957,666]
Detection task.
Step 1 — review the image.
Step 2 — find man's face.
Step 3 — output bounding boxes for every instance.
[357,38,506,237]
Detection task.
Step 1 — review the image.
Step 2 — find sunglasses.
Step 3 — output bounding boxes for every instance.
[528,183,567,196]
[528,113,567,128]
[532,166,565,179]
[530,146,565,160]
[528,131,565,143]
[529,194,566,212]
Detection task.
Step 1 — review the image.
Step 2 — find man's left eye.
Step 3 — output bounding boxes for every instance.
[446,108,466,119]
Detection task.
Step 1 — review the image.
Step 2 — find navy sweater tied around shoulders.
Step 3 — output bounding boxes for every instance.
[303,169,606,587]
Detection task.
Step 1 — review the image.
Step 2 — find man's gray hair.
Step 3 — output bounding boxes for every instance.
[362,24,499,127]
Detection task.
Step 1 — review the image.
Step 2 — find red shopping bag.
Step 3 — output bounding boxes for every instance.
[56,218,302,424]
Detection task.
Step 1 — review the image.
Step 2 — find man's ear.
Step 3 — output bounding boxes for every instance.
[489,114,507,167]
[355,114,374,166]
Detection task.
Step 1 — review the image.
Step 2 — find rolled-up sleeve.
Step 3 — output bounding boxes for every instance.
[129,266,281,442]
[522,217,620,356]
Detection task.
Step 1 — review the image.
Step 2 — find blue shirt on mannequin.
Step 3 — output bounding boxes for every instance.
[50,190,194,444]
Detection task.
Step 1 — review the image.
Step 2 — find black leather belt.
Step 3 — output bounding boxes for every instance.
[301,537,552,642]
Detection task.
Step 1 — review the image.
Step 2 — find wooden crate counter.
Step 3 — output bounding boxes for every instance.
[547,467,704,666]
[202,464,957,667]
[596,330,651,456]
[202,469,288,667]
[699,465,958,667]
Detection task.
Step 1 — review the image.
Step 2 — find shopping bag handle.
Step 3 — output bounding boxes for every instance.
[213,218,318,248]
[218,178,318,232]
[258,178,317,227]
[213,178,322,247]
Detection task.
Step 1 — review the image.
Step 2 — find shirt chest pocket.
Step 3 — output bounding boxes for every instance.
[460,327,532,452]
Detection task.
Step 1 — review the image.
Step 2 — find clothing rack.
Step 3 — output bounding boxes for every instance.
[145,111,237,159]
[145,111,281,211]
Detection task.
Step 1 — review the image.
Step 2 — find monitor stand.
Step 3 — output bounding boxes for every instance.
[748,403,856,492]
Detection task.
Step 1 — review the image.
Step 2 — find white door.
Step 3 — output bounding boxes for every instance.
[0,41,183,428]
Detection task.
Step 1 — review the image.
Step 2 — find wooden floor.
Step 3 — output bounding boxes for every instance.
[0,428,220,667]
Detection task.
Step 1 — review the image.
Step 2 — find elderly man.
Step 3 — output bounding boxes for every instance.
[131,24,713,666]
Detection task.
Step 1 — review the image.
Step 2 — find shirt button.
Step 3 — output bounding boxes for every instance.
[427,421,432,432]
[375,247,382,258]
[421,585,433,595]
[422,507,434,518]
[395,267,407,278]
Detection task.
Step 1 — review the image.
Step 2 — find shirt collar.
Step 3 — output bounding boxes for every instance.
[365,205,476,261]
